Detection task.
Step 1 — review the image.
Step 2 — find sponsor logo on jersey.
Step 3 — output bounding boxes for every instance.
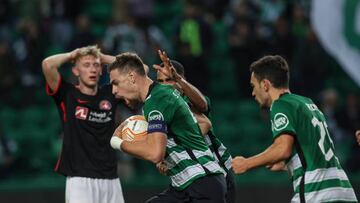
[148,110,164,121]
[273,113,289,131]
[88,110,112,123]
[75,106,89,120]
[99,100,112,110]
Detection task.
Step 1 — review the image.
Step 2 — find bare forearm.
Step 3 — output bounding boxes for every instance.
[100,53,116,64]
[42,53,72,90]
[247,144,290,170]
[121,137,166,164]
[42,53,71,70]
[194,113,212,135]
[176,78,208,113]
[122,141,156,162]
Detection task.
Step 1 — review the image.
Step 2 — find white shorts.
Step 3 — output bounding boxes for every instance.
[65,177,125,203]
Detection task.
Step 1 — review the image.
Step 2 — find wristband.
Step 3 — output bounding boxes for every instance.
[110,136,124,151]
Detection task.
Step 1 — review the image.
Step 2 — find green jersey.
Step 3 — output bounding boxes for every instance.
[270,93,357,203]
[143,83,224,190]
[184,96,232,172]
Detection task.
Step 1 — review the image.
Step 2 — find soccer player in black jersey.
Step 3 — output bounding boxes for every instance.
[42,45,125,203]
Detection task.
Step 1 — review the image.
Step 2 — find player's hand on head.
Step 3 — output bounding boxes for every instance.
[356,130,360,146]
[69,48,80,60]
[156,161,168,175]
[231,156,249,175]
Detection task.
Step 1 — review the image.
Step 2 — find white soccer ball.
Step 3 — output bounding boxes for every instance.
[122,115,148,141]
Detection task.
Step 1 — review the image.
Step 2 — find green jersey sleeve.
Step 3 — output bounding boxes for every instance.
[270,99,297,139]
[144,88,180,134]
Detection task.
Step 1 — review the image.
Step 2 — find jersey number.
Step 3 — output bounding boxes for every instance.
[311,117,334,161]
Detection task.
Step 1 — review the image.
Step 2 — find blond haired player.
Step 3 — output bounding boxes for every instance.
[42,45,125,203]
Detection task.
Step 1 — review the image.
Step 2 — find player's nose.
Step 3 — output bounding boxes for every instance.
[112,86,117,95]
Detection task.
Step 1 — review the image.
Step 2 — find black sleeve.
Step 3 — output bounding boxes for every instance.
[45,76,71,104]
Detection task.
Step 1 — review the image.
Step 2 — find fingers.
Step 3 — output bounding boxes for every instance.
[156,161,168,175]
[269,162,286,171]
[231,156,248,175]
[153,64,171,78]
[70,48,80,59]
[153,64,163,71]
[114,120,128,138]
[157,49,172,67]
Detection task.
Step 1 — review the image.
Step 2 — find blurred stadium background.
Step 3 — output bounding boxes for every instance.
[0,0,359,202]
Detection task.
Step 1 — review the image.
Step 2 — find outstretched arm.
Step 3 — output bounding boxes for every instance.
[193,111,212,135]
[232,134,294,175]
[154,50,208,113]
[42,49,79,91]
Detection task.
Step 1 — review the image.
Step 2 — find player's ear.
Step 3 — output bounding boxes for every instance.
[128,71,135,84]
[72,66,79,77]
[262,79,271,92]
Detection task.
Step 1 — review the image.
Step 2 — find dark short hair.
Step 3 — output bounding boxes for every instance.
[250,55,289,88]
[160,60,185,77]
[108,52,145,76]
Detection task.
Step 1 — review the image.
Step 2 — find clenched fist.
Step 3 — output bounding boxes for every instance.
[232,156,249,175]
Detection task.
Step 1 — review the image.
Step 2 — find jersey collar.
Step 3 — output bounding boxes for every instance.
[145,81,158,100]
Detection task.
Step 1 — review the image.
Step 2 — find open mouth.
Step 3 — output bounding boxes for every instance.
[89,76,97,81]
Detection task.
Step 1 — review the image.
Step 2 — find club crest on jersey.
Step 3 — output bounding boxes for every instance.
[273,113,289,131]
[75,106,89,120]
[99,100,112,110]
[148,110,164,121]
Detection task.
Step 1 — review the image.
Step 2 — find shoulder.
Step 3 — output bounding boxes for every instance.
[271,98,294,113]
[147,84,181,104]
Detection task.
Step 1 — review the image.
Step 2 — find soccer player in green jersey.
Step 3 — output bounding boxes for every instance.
[232,55,358,202]
[108,52,227,202]
[356,130,360,146]
[154,51,236,203]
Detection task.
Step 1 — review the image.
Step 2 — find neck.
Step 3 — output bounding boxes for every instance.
[269,88,290,103]
[139,77,154,102]
[78,83,98,96]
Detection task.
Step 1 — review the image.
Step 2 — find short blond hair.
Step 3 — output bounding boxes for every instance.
[73,45,101,63]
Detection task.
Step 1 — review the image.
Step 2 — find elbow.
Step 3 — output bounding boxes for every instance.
[206,119,212,129]
[279,147,292,161]
[42,59,50,71]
